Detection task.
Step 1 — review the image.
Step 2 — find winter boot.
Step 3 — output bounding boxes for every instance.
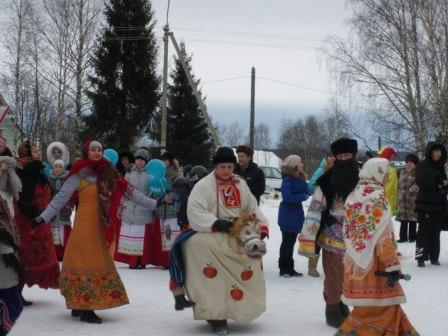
[338,301,350,318]
[308,256,320,277]
[325,304,345,328]
[80,310,103,324]
[288,269,303,277]
[207,320,228,335]
[71,309,81,317]
[417,260,425,268]
[279,270,291,278]
[174,295,195,310]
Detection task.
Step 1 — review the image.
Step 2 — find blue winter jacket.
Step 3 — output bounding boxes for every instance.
[278,175,309,233]
[307,159,326,195]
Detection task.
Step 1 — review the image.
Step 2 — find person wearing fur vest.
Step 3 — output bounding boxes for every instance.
[277,155,309,278]
[14,140,60,306]
[115,148,156,269]
[47,159,73,261]
[397,154,420,243]
[0,156,24,335]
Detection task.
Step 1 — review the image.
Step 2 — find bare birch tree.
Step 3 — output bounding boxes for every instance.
[323,0,448,153]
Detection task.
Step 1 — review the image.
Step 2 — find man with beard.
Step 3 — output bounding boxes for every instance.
[299,138,359,328]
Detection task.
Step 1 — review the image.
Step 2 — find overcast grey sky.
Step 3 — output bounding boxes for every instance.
[151,0,349,139]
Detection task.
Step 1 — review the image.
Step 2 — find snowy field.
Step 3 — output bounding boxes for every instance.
[12,198,448,335]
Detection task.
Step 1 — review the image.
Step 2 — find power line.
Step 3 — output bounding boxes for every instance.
[257,76,358,100]
[181,38,319,50]
[203,76,250,84]
[257,76,333,94]
[104,36,321,50]
[172,27,323,42]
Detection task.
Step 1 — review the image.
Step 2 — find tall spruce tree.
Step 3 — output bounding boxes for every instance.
[84,0,159,150]
[153,43,213,166]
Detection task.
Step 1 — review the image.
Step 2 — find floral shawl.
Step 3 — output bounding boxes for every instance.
[344,158,392,273]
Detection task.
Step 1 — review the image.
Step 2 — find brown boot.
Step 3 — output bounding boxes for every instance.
[325,304,345,328]
[308,256,320,277]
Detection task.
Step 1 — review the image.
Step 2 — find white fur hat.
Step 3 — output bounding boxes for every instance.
[47,142,70,166]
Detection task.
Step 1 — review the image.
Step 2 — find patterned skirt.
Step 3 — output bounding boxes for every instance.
[335,305,420,336]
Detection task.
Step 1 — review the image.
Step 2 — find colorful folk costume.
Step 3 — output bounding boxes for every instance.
[378,147,399,216]
[299,138,359,328]
[47,160,73,261]
[115,148,155,268]
[336,158,419,336]
[0,156,24,335]
[180,147,269,335]
[36,140,157,324]
[15,140,60,293]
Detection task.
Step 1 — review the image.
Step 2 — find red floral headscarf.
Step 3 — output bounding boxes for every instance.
[18,139,40,165]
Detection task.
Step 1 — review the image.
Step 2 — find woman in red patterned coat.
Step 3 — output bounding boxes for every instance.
[14,139,60,305]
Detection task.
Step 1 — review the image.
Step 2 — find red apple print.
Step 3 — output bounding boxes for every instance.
[241,266,253,281]
[203,263,217,279]
[230,285,244,301]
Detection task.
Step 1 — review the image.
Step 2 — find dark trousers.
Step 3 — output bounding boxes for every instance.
[416,212,442,262]
[399,221,417,241]
[278,232,298,271]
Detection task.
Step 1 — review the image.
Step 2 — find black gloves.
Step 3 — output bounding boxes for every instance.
[31,216,44,229]
[385,271,401,287]
[213,219,233,232]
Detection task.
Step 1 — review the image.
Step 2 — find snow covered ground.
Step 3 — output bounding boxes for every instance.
[11,198,448,335]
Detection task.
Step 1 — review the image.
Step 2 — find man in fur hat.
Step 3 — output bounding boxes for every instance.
[299,138,359,328]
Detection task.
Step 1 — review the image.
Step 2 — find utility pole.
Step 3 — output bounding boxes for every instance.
[159,0,220,149]
[378,136,382,151]
[249,66,255,149]
[169,33,220,147]
[160,24,170,153]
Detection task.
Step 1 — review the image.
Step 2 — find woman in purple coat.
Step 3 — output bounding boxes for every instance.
[278,155,309,277]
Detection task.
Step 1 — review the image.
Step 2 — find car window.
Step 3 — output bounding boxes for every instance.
[260,166,282,179]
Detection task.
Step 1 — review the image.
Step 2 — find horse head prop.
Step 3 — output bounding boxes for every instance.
[230,213,266,258]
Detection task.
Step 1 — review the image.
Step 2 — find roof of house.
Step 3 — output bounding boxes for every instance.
[233,148,282,168]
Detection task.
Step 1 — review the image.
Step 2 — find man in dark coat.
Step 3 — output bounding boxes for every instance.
[235,145,265,204]
[415,141,448,267]
[311,138,359,328]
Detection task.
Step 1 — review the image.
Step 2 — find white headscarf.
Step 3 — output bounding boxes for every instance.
[344,158,393,276]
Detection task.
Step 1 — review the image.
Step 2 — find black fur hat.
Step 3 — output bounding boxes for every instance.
[331,138,358,155]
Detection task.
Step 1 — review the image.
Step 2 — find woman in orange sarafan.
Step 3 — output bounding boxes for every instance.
[35,140,157,324]
[336,158,419,336]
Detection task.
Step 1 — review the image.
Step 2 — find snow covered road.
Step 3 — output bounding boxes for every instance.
[11,198,448,335]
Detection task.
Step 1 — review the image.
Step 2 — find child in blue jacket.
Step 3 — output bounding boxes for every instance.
[278,155,309,277]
